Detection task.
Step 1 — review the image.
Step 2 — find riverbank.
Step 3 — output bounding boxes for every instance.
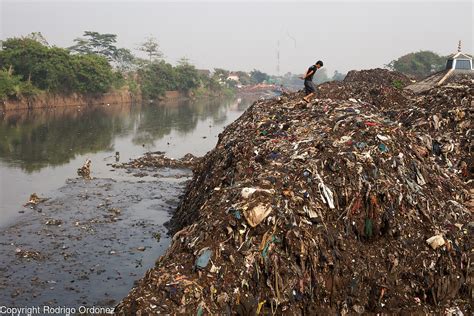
[1,88,252,112]
[116,70,472,314]
[1,88,139,112]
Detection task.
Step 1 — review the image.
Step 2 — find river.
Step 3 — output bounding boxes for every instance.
[0,97,255,227]
[0,96,256,308]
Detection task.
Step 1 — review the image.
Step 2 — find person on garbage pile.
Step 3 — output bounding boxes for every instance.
[300,60,323,103]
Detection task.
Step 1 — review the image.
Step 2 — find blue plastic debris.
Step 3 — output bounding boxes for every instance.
[378,143,389,153]
[234,210,241,220]
[355,142,367,150]
[195,248,212,269]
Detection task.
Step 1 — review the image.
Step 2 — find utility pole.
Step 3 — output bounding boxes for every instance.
[276,40,280,76]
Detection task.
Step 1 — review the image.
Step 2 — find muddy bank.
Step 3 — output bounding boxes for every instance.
[116,69,472,314]
[1,88,139,112]
[0,167,191,307]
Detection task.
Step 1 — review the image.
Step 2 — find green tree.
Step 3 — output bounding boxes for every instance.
[200,75,221,92]
[175,58,200,92]
[37,47,78,92]
[25,32,49,46]
[386,51,446,78]
[0,35,120,97]
[235,71,253,85]
[69,31,119,61]
[0,37,49,82]
[114,48,136,72]
[0,38,76,93]
[138,60,177,100]
[137,36,163,63]
[250,69,269,83]
[213,68,230,81]
[0,67,40,100]
[0,69,22,99]
[72,54,115,94]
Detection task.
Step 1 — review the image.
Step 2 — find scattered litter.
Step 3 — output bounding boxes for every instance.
[112,152,201,171]
[24,193,48,207]
[426,235,445,250]
[243,204,272,227]
[15,248,44,261]
[77,159,92,179]
[195,247,212,269]
[45,219,62,226]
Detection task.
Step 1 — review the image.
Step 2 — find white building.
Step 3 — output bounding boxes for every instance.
[445,52,472,70]
[406,41,473,93]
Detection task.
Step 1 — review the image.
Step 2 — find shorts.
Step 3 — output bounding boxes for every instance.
[304,80,316,94]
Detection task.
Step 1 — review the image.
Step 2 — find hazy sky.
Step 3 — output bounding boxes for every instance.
[1,0,472,75]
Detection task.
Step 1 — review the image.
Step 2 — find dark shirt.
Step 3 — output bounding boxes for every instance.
[305,65,317,81]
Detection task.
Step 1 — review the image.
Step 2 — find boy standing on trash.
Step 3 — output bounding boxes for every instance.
[300,60,323,102]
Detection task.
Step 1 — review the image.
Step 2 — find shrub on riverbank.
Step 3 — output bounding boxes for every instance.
[137,59,232,101]
[137,60,177,100]
[0,69,41,100]
[72,53,117,94]
[0,37,122,100]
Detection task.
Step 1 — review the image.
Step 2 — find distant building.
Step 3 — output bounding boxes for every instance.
[406,41,473,93]
[445,52,472,70]
[226,72,240,82]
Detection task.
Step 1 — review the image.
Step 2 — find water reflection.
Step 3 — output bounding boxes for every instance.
[132,98,233,147]
[0,107,125,172]
[0,97,252,173]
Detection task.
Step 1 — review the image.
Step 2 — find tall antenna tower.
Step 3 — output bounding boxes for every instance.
[276,40,280,75]
[275,30,296,76]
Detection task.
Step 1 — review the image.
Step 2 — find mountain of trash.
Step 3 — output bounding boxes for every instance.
[116,69,473,315]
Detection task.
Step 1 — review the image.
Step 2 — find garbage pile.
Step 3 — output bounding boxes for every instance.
[15,247,45,261]
[317,69,412,109]
[343,68,413,86]
[23,193,48,207]
[316,69,471,180]
[444,72,474,85]
[112,152,201,171]
[394,79,473,180]
[116,70,472,314]
[77,159,92,179]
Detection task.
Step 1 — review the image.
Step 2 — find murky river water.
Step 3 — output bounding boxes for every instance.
[0,96,255,308]
[0,97,253,228]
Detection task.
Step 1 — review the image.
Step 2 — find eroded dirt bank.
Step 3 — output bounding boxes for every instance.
[1,89,140,112]
[116,69,473,314]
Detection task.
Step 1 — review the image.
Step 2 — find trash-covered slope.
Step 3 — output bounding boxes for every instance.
[394,78,473,181]
[344,68,412,87]
[317,68,412,109]
[116,70,473,315]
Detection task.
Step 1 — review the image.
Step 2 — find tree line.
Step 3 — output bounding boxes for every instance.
[386,51,448,79]
[0,31,351,101]
[0,32,236,101]
[0,33,122,99]
[0,31,452,101]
